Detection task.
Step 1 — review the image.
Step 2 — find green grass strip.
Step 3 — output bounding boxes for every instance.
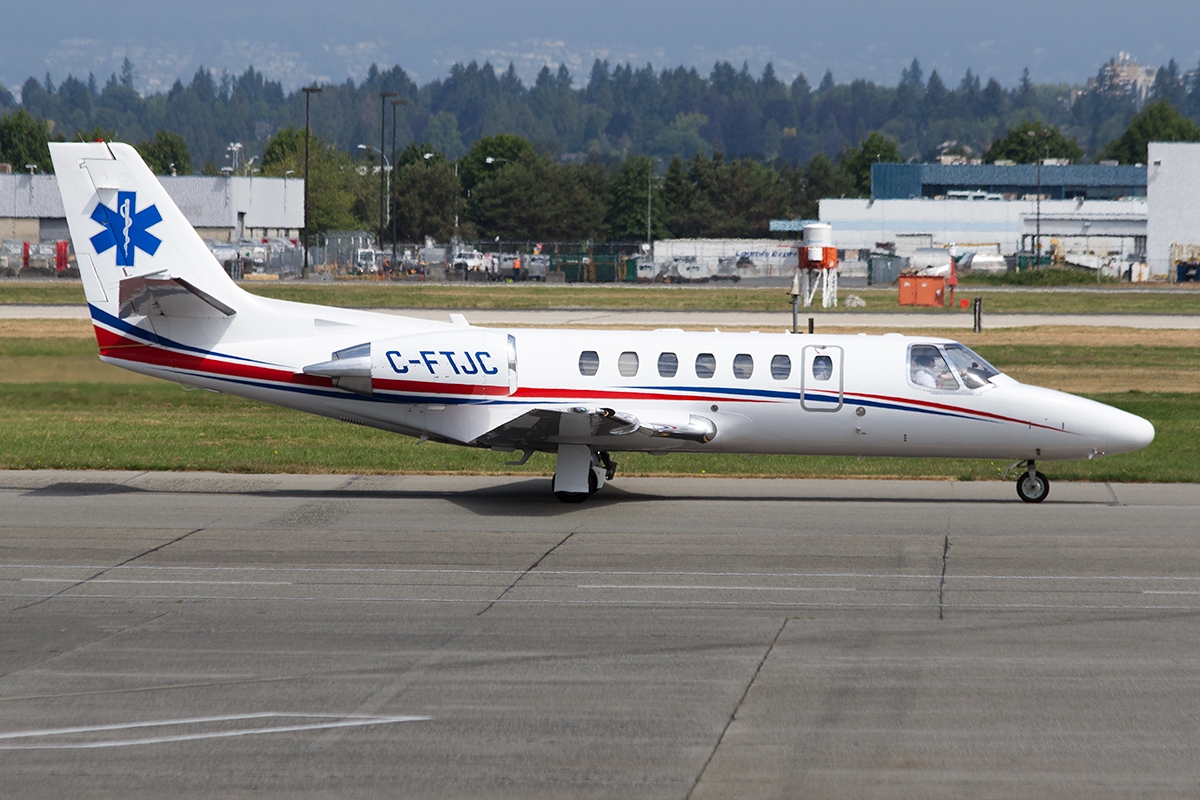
[0,383,1189,483]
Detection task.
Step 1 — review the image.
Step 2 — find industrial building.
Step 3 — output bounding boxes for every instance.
[1147,142,1200,280]
[870,162,1147,201]
[818,196,1147,264]
[0,173,304,244]
[797,159,1162,279]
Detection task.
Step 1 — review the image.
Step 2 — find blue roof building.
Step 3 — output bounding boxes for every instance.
[871,163,1147,201]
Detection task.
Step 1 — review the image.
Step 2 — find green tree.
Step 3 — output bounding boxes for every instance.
[795,154,854,219]
[393,155,464,243]
[0,109,53,172]
[838,131,902,196]
[467,151,607,241]
[70,124,118,143]
[423,112,465,159]
[661,151,792,238]
[260,126,365,233]
[1099,100,1200,164]
[605,155,668,241]
[983,120,1084,164]
[137,129,192,174]
[458,133,535,192]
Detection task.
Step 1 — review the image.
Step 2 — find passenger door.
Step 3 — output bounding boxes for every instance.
[800,345,844,412]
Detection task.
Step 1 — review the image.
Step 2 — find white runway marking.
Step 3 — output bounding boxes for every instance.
[0,712,428,749]
[8,563,1200,582]
[579,584,857,592]
[19,578,292,585]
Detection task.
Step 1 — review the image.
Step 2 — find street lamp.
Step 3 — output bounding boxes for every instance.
[358,146,393,256]
[396,98,415,263]
[378,91,398,255]
[302,85,322,278]
[1027,128,1052,265]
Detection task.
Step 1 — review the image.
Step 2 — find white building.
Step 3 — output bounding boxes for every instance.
[0,173,304,244]
[819,197,1147,263]
[650,239,799,280]
[1146,142,1200,280]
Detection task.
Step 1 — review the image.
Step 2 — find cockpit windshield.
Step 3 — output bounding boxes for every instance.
[943,344,1001,389]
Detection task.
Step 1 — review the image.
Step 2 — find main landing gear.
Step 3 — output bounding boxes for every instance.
[553,447,616,503]
[1015,460,1050,503]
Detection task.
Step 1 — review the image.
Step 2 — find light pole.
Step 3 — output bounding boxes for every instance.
[357,144,391,266]
[390,98,407,265]
[1027,128,1052,265]
[378,91,398,255]
[302,85,322,278]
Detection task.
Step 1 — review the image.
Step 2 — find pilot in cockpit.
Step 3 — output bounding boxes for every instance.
[910,346,959,390]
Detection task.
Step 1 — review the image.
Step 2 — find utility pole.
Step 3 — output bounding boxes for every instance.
[301,85,322,278]
[390,98,407,267]
[1028,128,1052,266]
[379,91,398,257]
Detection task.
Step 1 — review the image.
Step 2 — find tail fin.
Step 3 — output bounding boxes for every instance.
[50,142,240,321]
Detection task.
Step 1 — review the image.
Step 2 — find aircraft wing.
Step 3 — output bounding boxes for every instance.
[473,406,716,452]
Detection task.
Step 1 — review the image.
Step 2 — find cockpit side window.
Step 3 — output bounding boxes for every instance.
[944,344,1000,390]
[909,345,959,391]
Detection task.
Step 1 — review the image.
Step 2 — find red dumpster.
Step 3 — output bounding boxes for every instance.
[898,275,945,307]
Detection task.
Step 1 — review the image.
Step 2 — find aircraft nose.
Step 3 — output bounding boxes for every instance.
[1106,408,1155,455]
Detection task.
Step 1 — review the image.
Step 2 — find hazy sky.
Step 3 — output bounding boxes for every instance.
[6,0,1200,96]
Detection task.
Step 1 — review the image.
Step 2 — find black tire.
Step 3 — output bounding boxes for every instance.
[554,491,589,504]
[1016,471,1050,503]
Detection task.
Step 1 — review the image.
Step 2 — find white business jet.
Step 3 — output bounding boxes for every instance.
[51,142,1154,503]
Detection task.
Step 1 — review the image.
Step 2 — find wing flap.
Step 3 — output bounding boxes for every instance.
[473,407,715,451]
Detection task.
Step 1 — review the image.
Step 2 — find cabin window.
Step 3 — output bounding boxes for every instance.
[732,353,754,379]
[909,344,959,391]
[658,352,679,378]
[578,350,600,376]
[812,355,833,381]
[770,354,791,380]
[695,353,716,379]
[618,351,640,377]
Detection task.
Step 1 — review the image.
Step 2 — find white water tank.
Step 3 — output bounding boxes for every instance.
[803,223,833,248]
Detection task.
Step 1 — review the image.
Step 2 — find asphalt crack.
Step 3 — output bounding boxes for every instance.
[938,534,951,620]
[687,617,788,799]
[476,531,576,616]
[12,527,206,611]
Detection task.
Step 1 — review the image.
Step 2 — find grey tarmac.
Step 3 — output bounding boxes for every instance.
[2,471,1200,798]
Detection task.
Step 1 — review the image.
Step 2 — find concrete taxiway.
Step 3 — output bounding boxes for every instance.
[2,471,1200,798]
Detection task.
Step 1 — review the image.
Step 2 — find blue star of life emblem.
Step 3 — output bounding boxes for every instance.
[90,191,163,267]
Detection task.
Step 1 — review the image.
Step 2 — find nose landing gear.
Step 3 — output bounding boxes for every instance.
[1015,460,1050,503]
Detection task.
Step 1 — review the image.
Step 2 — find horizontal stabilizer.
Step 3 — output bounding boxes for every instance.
[118,275,236,319]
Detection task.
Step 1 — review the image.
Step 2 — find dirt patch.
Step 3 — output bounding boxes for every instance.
[0,319,93,338]
[1005,366,1200,393]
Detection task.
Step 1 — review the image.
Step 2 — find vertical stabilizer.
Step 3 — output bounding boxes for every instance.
[49,142,241,321]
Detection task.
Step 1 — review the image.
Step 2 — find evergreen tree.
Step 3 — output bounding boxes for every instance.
[0,109,53,172]
[839,132,902,196]
[984,120,1084,163]
[137,129,192,174]
[1100,100,1200,164]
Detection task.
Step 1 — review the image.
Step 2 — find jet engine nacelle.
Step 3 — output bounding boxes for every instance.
[304,329,517,400]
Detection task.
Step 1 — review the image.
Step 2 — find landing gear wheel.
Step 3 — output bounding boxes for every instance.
[554,468,598,503]
[1016,470,1050,503]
